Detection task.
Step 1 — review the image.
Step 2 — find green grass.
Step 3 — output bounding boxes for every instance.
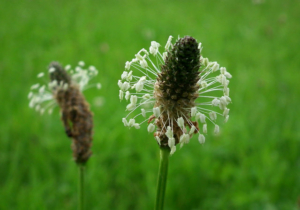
[1,0,300,209]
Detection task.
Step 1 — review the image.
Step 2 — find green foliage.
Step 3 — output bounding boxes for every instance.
[0,0,299,209]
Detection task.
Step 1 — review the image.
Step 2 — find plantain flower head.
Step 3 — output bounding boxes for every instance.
[28,61,101,164]
[119,36,232,154]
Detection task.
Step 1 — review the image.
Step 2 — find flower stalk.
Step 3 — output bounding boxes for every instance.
[155,146,170,210]
[78,164,85,210]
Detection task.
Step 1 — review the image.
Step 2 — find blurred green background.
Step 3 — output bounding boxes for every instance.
[1,0,299,209]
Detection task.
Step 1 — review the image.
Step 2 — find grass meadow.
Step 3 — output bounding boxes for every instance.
[0,0,300,209]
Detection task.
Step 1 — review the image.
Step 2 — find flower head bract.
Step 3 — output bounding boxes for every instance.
[119,36,232,154]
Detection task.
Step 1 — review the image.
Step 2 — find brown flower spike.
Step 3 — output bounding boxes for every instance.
[49,62,93,164]
[28,61,100,164]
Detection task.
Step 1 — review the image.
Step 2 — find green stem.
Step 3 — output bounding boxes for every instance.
[78,164,85,210]
[155,146,170,210]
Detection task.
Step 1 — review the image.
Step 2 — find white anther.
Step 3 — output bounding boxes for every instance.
[139,59,148,68]
[143,94,151,99]
[203,124,207,134]
[212,98,220,106]
[126,103,136,111]
[121,71,128,80]
[37,72,44,78]
[39,85,45,94]
[200,81,208,88]
[153,107,160,117]
[65,65,71,70]
[170,145,176,155]
[78,61,85,66]
[147,124,155,133]
[189,126,196,135]
[49,67,55,73]
[149,41,160,55]
[135,81,144,92]
[224,87,230,96]
[211,62,220,72]
[166,126,173,139]
[223,108,230,117]
[198,134,205,144]
[177,117,184,128]
[224,72,232,79]
[133,123,140,129]
[224,115,229,123]
[125,91,130,100]
[202,58,209,66]
[220,67,226,74]
[141,108,146,117]
[118,80,122,89]
[130,95,137,104]
[168,137,175,148]
[125,61,131,70]
[214,125,220,134]
[165,36,173,51]
[121,82,130,91]
[122,118,128,126]
[28,92,33,99]
[198,42,203,52]
[200,113,206,124]
[195,112,201,121]
[224,96,232,103]
[119,90,124,100]
[220,96,228,106]
[180,134,190,144]
[31,83,40,90]
[127,71,133,81]
[209,111,217,121]
[128,119,135,127]
[191,107,197,117]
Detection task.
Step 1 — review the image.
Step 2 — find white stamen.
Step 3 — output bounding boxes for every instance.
[37,73,44,78]
[203,124,207,134]
[125,91,130,100]
[200,114,206,124]
[191,107,197,117]
[198,134,205,144]
[119,90,124,100]
[165,35,173,50]
[177,117,184,128]
[141,109,146,117]
[78,61,85,66]
[214,125,220,134]
[189,126,196,135]
[223,108,230,117]
[147,124,155,132]
[209,111,217,121]
[125,61,131,70]
[122,118,128,126]
[153,107,160,117]
[121,71,128,80]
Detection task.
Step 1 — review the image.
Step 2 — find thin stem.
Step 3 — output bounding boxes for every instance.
[78,164,85,210]
[155,146,170,210]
